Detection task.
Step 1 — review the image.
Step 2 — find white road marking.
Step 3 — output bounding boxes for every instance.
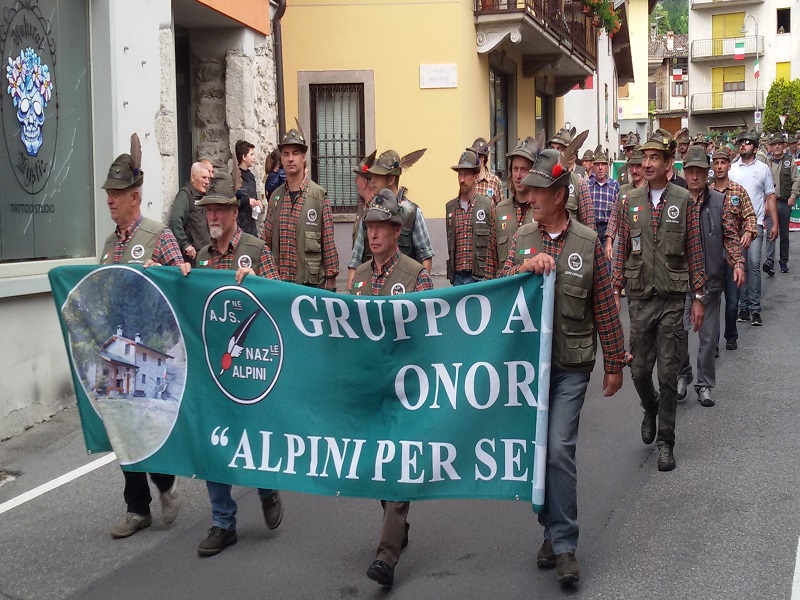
[792,536,800,600]
[0,452,116,515]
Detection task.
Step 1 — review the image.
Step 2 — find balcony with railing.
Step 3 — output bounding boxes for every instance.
[691,0,763,9]
[474,0,599,95]
[690,90,764,113]
[691,36,763,62]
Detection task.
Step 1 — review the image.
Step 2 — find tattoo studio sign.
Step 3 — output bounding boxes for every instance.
[1,0,58,194]
[49,266,554,509]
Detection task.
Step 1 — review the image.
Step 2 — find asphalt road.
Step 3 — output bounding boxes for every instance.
[1,271,799,600]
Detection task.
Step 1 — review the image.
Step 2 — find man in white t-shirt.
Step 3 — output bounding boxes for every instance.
[728,130,778,326]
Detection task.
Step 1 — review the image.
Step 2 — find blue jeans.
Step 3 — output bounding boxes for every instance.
[537,369,591,555]
[765,201,791,266]
[715,261,741,346]
[206,481,274,531]
[452,271,483,286]
[738,225,763,313]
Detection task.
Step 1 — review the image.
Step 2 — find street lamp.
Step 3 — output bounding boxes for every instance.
[742,14,759,131]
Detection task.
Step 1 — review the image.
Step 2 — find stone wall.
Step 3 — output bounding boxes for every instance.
[195,57,230,170]
[225,41,279,195]
[157,26,179,223]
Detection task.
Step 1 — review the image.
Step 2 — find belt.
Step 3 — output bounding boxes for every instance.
[455,270,472,275]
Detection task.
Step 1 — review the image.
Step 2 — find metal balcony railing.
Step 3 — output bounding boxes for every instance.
[691,0,763,7]
[691,36,763,61]
[690,90,764,113]
[475,0,597,70]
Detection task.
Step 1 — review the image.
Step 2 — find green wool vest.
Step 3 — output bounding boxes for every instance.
[195,232,265,270]
[514,221,598,371]
[100,217,164,265]
[776,155,795,201]
[268,181,326,286]
[349,254,424,296]
[445,194,493,283]
[623,183,690,300]
[494,197,533,268]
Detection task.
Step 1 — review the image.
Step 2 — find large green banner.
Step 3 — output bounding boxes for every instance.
[49,266,553,509]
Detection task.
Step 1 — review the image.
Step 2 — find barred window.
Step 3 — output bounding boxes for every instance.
[310,84,365,213]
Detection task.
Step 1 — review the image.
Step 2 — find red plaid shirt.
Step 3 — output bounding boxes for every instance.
[575,178,596,230]
[612,184,706,292]
[369,250,433,295]
[452,196,498,277]
[263,178,338,286]
[499,218,626,373]
[709,179,758,238]
[475,170,503,205]
[112,215,184,266]
[202,228,279,279]
[606,182,643,242]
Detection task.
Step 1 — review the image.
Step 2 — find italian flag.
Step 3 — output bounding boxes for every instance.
[518,247,536,256]
[353,281,365,288]
[500,215,509,220]
[754,57,760,78]
[199,259,209,266]
[734,39,745,60]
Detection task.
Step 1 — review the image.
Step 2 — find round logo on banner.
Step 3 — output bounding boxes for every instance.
[390,283,406,295]
[568,252,583,271]
[237,255,252,269]
[130,244,145,260]
[476,209,486,221]
[667,205,680,219]
[307,208,317,222]
[202,286,284,405]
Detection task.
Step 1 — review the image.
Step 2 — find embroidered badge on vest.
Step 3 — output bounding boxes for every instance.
[519,247,536,256]
[476,209,486,221]
[130,244,145,260]
[390,283,406,295]
[238,255,252,269]
[667,205,680,220]
[307,208,317,223]
[568,253,583,271]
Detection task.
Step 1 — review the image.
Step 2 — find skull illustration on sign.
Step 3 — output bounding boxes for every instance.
[5,48,53,157]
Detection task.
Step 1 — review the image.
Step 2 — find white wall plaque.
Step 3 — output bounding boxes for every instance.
[420,64,457,89]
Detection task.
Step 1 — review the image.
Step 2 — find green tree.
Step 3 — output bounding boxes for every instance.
[763,78,800,133]
[650,0,688,35]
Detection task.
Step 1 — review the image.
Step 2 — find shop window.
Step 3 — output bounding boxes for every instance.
[0,0,94,263]
[309,83,365,213]
[490,67,511,182]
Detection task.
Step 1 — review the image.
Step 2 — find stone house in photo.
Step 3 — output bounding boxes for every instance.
[89,327,173,398]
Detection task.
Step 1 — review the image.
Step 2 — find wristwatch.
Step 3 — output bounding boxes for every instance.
[694,291,706,302]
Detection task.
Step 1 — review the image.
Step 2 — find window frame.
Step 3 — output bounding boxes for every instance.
[297,71,376,215]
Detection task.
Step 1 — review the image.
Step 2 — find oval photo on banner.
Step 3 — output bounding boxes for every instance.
[60,266,186,465]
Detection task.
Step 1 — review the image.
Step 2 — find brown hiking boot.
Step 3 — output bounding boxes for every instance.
[110,512,152,539]
[261,491,283,530]
[556,552,580,586]
[536,539,556,569]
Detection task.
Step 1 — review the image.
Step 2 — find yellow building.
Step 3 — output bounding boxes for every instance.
[280,0,604,220]
[617,0,654,145]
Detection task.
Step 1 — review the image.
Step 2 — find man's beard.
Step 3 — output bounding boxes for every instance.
[209,225,223,239]
[741,149,755,160]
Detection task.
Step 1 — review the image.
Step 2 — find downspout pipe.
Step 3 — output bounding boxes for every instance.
[274,0,287,139]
